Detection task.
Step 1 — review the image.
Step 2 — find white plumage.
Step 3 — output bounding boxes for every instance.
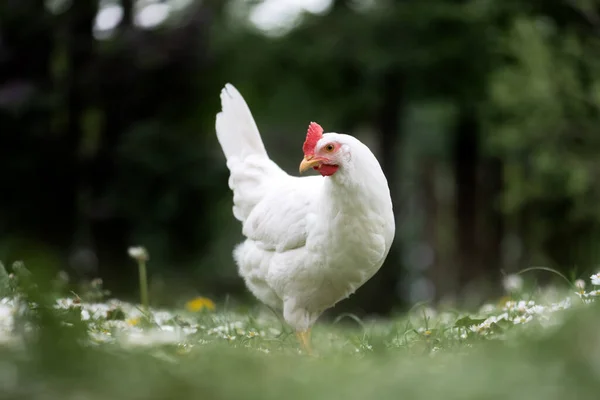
[215,83,395,346]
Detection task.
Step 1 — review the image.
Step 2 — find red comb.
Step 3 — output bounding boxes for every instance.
[302,122,323,157]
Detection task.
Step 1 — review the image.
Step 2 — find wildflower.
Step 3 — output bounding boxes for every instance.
[516,301,528,313]
[469,324,487,335]
[89,331,114,344]
[513,315,532,325]
[185,296,216,312]
[502,274,523,292]
[591,273,600,286]
[128,247,150,310]
[81,309,91,321]
[152,311,175,325]
[83,303,111,319]
[479,304,495,314]
[123,328,184,347]
[127,246,149,262]
[0,302,13,331]
[484,313,508,326]
[55,298,80,309]
[127,317,140,326]
[575,279,586,290]
[177,344,192,355]
[183,326,198,335]
[257,348,270,354]
[207,325,228,335]
[527,305,545,315]
[417,327,433,336]
[105,320,131,330]
[550,298,572,311]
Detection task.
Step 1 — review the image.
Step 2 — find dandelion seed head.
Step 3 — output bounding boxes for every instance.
[503,274,523,292]
[127,246,149,262]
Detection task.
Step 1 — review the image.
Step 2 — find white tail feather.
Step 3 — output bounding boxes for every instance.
[215,83,267,161]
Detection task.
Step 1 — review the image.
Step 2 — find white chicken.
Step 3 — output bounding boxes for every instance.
[215,84,395,353]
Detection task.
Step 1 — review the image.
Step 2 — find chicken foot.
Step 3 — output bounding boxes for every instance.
[295,329,313,355]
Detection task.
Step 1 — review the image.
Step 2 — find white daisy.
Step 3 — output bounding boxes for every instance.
[526,305,545,315]
[479,304,495,314]
[503,300,517,311]
[513,315,532,325]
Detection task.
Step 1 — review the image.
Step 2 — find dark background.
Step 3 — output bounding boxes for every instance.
[1,0,600,316]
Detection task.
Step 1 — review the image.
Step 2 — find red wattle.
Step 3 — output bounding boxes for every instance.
[316,164,339,176]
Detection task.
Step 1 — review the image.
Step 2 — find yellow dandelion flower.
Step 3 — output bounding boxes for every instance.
[185,296,216,312]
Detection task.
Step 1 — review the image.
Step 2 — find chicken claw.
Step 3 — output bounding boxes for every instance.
[295,330,313,355]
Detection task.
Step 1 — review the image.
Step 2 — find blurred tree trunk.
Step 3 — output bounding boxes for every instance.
[453,106,480,296]
[62,0,99,277]
[358,71,406,315]
[478,156,504,294]
[120,0,135,28]
[421,160,445,300]
[90,1,216,294]
[0,1,60,253]
[518,204,533,269]
[453,111,504,302]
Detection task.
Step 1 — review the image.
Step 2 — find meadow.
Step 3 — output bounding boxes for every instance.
[1,257,599,400]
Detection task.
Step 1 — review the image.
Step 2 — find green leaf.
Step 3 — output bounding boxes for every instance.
[454,316,487,328]
[488,320,510,332]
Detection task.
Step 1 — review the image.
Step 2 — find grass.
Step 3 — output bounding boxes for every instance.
[1,262,600,399]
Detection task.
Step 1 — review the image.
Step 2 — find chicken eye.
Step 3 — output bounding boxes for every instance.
[325,144,335,152]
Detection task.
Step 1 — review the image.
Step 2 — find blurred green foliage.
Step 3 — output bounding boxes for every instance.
[1,262,600,400]
[1,0,600,312]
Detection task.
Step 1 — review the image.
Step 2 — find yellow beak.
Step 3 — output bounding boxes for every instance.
[299,156,322,173]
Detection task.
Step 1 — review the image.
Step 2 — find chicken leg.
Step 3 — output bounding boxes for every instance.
[296,329,312,355]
